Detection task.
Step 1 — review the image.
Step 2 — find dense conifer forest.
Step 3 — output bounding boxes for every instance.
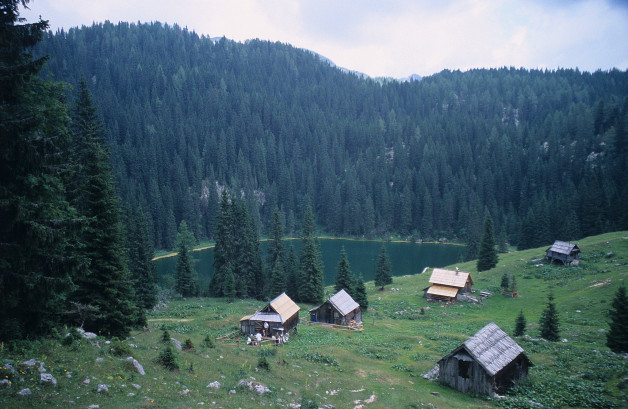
[34,21,628,253]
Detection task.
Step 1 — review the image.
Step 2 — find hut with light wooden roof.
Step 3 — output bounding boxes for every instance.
[437,322,533,395]
[240,292,300,337]
[424,268,473,302]
[309,289,362,325]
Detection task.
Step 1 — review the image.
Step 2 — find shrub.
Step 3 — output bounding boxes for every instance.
[157,346,179,371]
[161,329,171,343]
[109,339,132,356]
[257,356,270,371]
[183,338,194,351]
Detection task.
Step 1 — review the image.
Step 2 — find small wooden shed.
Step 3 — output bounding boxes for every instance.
[438,322,533,395]
[546,241,580,265]
[424,268,473,302]
[309,289,362,325]
[240,292,300,337]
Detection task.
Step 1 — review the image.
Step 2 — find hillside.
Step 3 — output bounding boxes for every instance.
[35,22,628,251]
[1,232,626,408]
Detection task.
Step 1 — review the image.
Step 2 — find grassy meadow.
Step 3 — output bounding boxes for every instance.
[1,232,627,408]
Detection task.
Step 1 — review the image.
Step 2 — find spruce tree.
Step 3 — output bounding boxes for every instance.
[335,248,355,295]
[222,263,236,302]
[514,310,526,337]
[477,212,498,271]
[285,246,300,301]
[539,292,560,341]
[374,245,393,290]
[298,206,325,304]
[268,257,286,299]
[0,1,81,339]
[68,80,137,337]
[353,274,369,310]
[267,208,284,270]
[606,286,628,353]
[128,208,157,310]
[175,221,196,297]
[500,273,510,293]
[209,191,232,297]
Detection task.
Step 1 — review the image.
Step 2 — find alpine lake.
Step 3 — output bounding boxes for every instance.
[154,239,465,294]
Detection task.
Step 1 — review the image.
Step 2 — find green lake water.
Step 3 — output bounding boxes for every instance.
[154,239,465,294]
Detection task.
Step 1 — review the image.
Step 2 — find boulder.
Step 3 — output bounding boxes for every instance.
[96,383,108,393]
[237,379,270,395]
[125,357,145,375]
[207,381,221,389]
[82,377,91,385]
[40,373,57,386]
[171,338,183,350]
[21,359,37,367]
[18,388,31,396]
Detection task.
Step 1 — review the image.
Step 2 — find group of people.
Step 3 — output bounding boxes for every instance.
[245,321,284,346]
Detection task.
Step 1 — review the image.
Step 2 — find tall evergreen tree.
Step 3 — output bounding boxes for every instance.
[353,274,369,310]
[285,246,300,301]
[68,80,137,337]
[209,191,232,297]
[0,1,81,339]
[127,208,157,311]
[539,292,560,341]
[514,310,526,337]
[298,206,325,304]
[374,245,393,290]
[335,247,355,295]
[477,212,498,271]
[606,286,628,353]
[267,208,284,269]
[267,257,286,299]
[175,221,196,297]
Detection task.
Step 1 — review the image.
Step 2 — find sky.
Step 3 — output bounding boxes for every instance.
[21,0,628,79]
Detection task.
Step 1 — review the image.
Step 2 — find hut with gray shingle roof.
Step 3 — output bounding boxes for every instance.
[546,240,580,265]
[309,289,362,325]
[438,322,532,395]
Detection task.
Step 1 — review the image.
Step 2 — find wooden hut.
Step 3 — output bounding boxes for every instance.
[438,322,533,395]
[240,292,300,337]
[546,241,580,265]
[309,289,362,325]
[424,268,473,302]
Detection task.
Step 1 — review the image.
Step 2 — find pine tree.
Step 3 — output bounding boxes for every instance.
[298,206,325,304]
[539,292,560,341]
[0,1,81,339]
[353,274,369,311]
[606,286,628,353]
[514,310,526,337]
[500,273,510,293]
[374,245,392,290]
[175,221,196,297]
[69,80,137,337]
[477,212,498,271]
[222,263,236,302]
[335,248,355,295]
[267,208,284,270]
[508,275,518,297]
[128,208,157,310]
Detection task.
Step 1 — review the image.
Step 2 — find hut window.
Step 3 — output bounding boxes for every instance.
[458,360,470,378]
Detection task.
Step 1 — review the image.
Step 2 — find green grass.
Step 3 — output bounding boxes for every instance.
[1,232,627,408]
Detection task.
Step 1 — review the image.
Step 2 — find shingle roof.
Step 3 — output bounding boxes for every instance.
[429,268,472,288]
[248,312,283,323]
[328,289,360,316]
[440,322,528,377]
[268,292,300,323]
[548,241,579,255]
[426,285,459,298]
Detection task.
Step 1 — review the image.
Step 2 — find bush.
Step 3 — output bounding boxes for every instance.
[157,346,179,371]
[109,339,132,356]
[201,335,215,348]
[183,338,194,351]
[257,356,270,371]
[161,329,171,343]
[62,328,82,347]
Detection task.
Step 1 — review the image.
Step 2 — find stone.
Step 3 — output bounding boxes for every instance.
[0,379,10,386]
[40,373,57,386]
[207,381,221,389]
[171,338,183,350]
[21,359,37,367]
[430,391,440,396]
[83,331,97,340]
[179,388,190,396]
[125,357,145,375]
[561,338,568,343]
[38,362,46,373]
[18,388,31,396]
[229,389,236,394]
[97,383,109,393]
[132,383,141,389]
[237,379,270,395]
[87,405,100,409]
[95,357,104,363]
[82,377,91,385]
[3,363,16,375]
